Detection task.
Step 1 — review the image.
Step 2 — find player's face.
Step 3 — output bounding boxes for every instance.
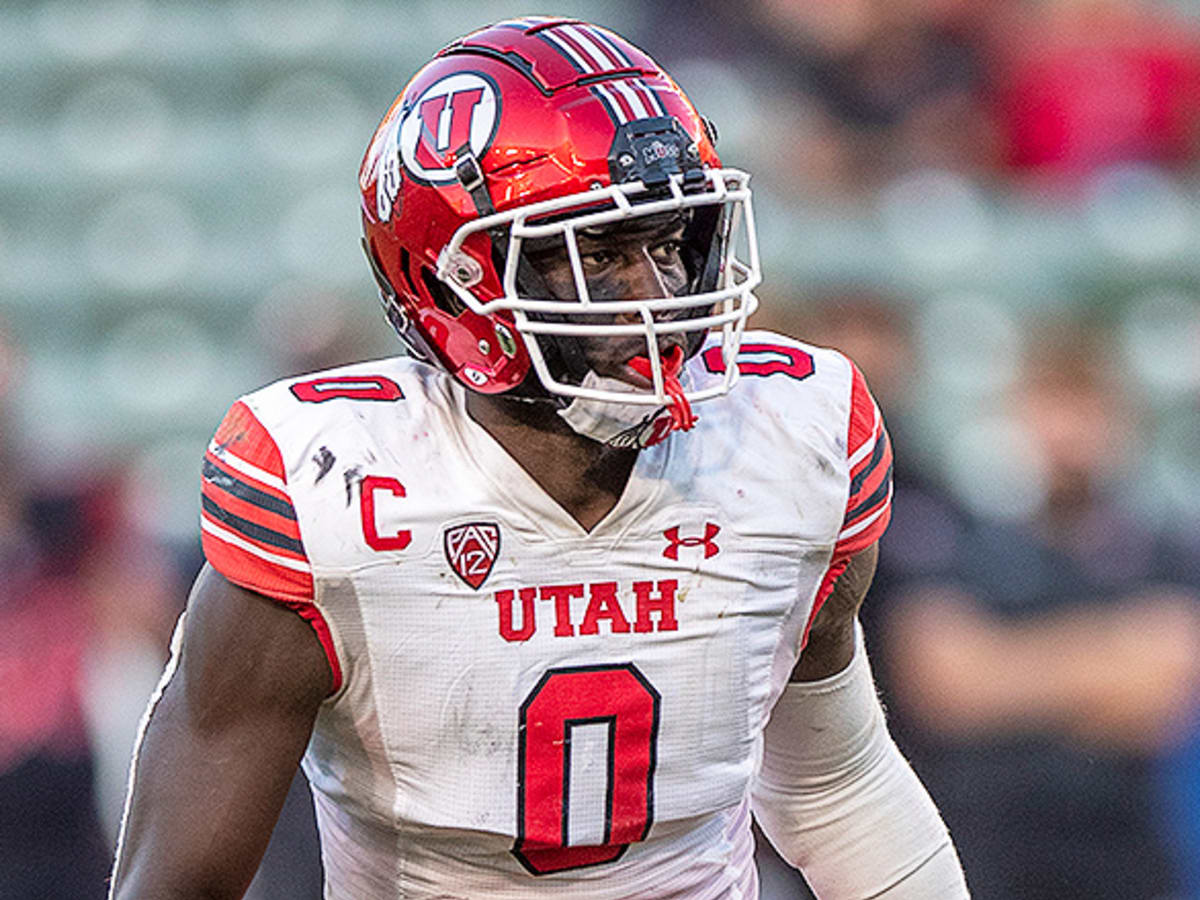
[524,213,697,382]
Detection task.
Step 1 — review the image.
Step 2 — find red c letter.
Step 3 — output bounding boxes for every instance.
[360,475,411,551]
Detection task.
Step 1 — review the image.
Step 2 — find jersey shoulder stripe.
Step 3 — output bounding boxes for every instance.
[201,457,296,520]
[200,400,314,602]
[844,434,891,525]
[833,360,892,560]
[201,492,305,556]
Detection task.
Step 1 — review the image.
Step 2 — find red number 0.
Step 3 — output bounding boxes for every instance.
[702,343,815,381]
[513,664,660,875]
[290,375,403,402]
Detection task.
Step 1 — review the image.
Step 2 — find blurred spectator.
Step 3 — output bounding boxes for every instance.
[753,0,996,178]
[0,320,199,897]
[984,0,1200,178]
[0,319,321,898]
[663,0,1200,197]
[859,319,1200,898]
[0,427,112,897]
[659,0,1000,197]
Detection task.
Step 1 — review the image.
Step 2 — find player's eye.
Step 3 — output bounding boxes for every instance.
[579,249,616,271]
[649,239,684,266]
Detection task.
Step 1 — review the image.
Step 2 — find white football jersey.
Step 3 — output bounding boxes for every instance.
[198,330,892,899]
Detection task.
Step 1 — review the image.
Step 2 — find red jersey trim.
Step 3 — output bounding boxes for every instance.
[800,556,850,650]
[282,600,344,696]
[843,426,892,530]
[211,401,287,481]
[201,520,314,601]
[202,453,296,520]
[834,361,893,562]
[845,362,878,462]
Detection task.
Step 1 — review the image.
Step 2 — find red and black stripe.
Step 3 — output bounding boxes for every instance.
[201,451,305,560]
[843,430,892,530]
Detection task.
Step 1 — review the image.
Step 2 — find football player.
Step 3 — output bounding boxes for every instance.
[110,18,968,899]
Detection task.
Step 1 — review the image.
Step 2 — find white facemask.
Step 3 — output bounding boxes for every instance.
[556,367,694,449]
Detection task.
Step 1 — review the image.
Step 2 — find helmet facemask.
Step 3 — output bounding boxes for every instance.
[435,161,760,445]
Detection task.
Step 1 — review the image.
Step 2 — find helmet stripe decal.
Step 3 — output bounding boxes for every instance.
[564,25,666,119]
[562,23,622,70]
[539,29,591,73]
[536,25,666,124]
[596,80,638,122]
[583,24,634,67]
[610,79,651,118]
[589,85,626,126]
[632,80,666,117]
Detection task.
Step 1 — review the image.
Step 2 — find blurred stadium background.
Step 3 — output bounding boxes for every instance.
[2,1,1199,897]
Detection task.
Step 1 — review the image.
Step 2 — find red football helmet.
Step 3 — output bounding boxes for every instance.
[359,17,760,412]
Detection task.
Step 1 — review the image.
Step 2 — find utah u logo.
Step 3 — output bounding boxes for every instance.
[399,72,500,184]
[662,523,720,560]
[444,521,500,589]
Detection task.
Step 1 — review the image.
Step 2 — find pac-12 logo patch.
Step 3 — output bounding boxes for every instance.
[399,72,500,185]
[444,521,500,590]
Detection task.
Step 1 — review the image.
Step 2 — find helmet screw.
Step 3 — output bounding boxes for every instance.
[494,322,518,358]
[618,152,635,168]
[478,339,491,355]
[442,249,483,287]
[686,142,700,159]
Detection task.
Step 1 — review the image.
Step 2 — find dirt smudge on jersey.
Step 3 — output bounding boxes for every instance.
[312,446,335,483]
[342,465,362,505]
[814,452,835,476]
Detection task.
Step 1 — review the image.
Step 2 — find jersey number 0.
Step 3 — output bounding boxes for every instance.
[513,663,661,875]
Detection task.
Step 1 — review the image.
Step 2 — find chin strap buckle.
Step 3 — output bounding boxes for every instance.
[453,145,497,217]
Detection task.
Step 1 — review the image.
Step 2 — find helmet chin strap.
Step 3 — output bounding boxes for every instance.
[556,346,696,448]
[628,346,696,432]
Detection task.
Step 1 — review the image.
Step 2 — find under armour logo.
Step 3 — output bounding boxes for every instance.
[662,523,720,560]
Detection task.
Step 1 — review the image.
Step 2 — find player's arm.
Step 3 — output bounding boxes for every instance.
[109,563,332,900]
[752,544,969,898]
[790,540,878,681]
